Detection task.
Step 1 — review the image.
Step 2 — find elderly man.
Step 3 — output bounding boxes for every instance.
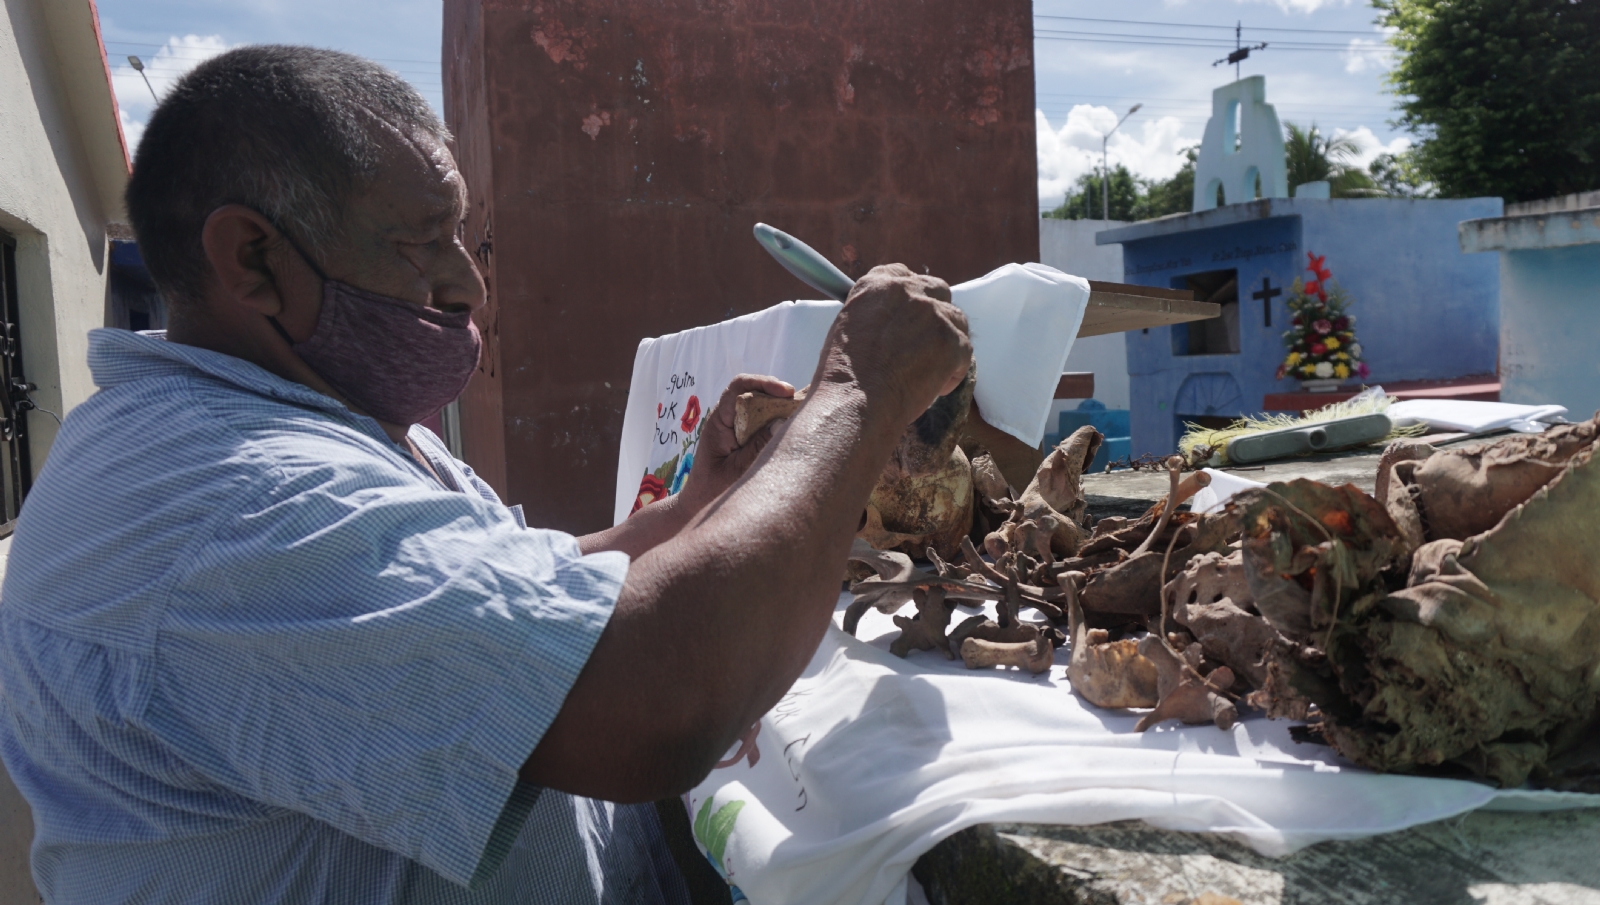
[0,45,968,904]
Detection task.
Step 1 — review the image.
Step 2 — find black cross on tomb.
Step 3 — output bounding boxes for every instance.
[1252,277,1282,327]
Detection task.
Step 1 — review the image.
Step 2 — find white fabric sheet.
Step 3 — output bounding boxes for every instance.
[1189,467,1270,514]
[615,265,1090,523]
[1387,399,1569,435]
[950,263,1090,447]
[683,596,1600,905]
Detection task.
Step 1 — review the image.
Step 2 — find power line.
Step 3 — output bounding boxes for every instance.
[1033,28,1392,52]
[1032,13,1384,37]
[100,40,439,68]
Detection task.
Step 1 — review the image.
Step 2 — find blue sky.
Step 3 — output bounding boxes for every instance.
[98,0,1407,208]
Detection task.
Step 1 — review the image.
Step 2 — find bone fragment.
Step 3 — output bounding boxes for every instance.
[1066,588,1160,708]
[987,426,1102,559]
[1131,456,1189,558]
[890,588,956,658]
[1134,635,1238,731]
[733,387,807,446]
[960,633,1053,674]
[1373,439,1437,507]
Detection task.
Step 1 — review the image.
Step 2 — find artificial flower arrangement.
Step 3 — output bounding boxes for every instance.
[1275,252,1369,384]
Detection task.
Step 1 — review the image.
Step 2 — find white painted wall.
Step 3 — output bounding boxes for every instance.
[1039,218,1130,428]
[0,1,128,899]
[0,0,128,477]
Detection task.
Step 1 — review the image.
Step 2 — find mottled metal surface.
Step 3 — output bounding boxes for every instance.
[443,0,1038,531]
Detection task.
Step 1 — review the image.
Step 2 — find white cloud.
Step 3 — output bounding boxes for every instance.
[1331,126,1410,168]
[1036,107,1196,205]
[111,35,232,151]
[1234,0,1352,12]
[1342,34,1396,74]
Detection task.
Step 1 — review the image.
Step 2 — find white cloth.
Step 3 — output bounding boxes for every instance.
[613,300,842,525]
[615,266,1090,523]
[1189,467,1270,514]
[1387,399,1569,435]
[684,596,1599,905]
[951,263,1090,446]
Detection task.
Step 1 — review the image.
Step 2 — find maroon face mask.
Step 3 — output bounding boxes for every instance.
[272,235,482,426]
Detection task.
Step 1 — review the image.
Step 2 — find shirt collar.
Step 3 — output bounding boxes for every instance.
[87,328,356,417]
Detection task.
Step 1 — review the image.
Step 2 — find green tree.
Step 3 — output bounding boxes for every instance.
[1368,148,1434,198]
[1283,122,1383,198]
[1376,0,1600,203]
[1132,145,1197,219]
[1043,165,1141,221]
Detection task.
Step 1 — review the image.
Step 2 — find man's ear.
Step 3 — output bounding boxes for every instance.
[200,205,286,318]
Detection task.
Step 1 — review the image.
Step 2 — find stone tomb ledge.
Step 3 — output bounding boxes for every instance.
[914,810,1600,905]
[1076,438,1427,521]
[913,438,1600,905]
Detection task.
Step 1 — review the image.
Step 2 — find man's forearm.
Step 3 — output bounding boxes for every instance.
[576,492,694,558]
[525,381,905,800]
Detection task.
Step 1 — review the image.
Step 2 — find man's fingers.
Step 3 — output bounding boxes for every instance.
[726,374,794,400]
[712,374,794,436]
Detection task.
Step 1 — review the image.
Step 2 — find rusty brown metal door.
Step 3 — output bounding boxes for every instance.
[0,232,32,536]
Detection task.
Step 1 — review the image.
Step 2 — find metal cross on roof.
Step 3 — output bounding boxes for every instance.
[1213,22,1270,81]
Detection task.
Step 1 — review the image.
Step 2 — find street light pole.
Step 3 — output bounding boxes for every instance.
[127,56,159,104]
[1101,103,1142,221]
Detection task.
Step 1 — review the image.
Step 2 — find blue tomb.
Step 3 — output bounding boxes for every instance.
[1095,196,1502,455]
[1042,399,1130,472]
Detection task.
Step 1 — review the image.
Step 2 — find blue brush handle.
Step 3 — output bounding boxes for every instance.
[752,223,856,302]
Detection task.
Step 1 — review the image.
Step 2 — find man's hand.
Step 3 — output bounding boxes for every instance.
[816,264,971,426]
[677,374,794,513]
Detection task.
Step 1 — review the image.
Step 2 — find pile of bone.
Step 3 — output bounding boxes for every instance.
[846,417,1600,790]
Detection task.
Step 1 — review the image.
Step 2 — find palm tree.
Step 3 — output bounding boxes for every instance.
[1284,122,1384,198]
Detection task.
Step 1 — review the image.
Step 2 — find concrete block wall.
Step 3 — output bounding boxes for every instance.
[1460,196,1600,417]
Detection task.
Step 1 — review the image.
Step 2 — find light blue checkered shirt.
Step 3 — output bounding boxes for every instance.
[0,329,690,904]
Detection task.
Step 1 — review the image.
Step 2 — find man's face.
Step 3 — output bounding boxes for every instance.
[279,128,486,333]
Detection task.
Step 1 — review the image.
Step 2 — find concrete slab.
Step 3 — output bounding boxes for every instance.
[915,811,1600,905]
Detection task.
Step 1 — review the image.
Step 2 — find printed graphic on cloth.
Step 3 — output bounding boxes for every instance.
[613,301,842,525]
[689,792,749,902]
[628,372,705,515]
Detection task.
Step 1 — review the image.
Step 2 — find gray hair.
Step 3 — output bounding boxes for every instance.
[125,45,449,306]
